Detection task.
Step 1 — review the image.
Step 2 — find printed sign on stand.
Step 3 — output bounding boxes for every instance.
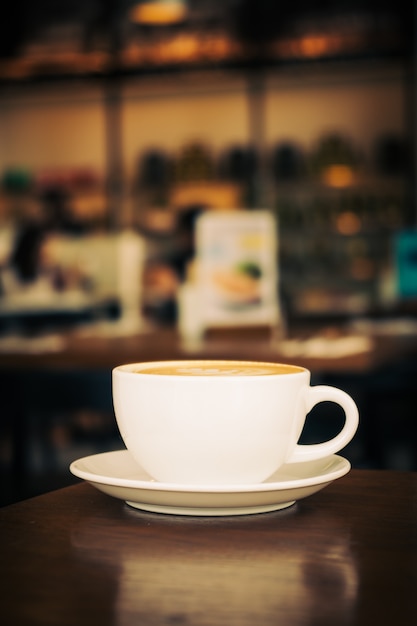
[195,210,280,329]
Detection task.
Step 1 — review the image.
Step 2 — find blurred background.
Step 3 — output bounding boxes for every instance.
[0,0,416,505]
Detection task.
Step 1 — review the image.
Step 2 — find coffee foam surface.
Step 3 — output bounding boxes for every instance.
[134,361,302,376]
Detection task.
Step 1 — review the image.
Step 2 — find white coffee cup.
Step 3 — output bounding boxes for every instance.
[112,360,359,485]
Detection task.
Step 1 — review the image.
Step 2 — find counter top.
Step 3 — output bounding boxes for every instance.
[0,324,415,374]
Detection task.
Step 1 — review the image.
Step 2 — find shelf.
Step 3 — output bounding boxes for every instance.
[0,0,411,88]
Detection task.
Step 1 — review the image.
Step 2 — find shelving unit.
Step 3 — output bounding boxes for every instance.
[276,177,407,315]
[0,2,414,318]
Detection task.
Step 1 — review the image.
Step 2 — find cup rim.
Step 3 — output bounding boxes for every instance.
[113,360,307,378]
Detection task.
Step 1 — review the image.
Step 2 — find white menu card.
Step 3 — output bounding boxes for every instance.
[195,210,280,329]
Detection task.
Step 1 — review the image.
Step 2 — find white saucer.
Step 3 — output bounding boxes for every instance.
[70,450,350,516]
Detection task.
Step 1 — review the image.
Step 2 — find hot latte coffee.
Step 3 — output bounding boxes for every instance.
[113,359,359,486]
[135,360,302,377]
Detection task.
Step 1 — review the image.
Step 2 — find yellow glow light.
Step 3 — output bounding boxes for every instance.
[322,165,356,188]
[299,35,329,58]
[130,1,187,25]
[336,211,362,236]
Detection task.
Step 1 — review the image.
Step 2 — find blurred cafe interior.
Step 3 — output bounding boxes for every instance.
[0,0,416,506]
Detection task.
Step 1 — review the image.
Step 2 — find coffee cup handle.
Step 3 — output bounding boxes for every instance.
[286,386,359,464]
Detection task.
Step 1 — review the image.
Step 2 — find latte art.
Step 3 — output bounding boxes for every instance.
[135,361,303,376]
[170,366,279,376]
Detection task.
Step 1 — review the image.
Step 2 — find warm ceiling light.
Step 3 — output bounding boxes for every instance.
[130,1,187,25]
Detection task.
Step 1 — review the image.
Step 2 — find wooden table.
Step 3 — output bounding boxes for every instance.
[0,326,415,374]
[1,469,416,626]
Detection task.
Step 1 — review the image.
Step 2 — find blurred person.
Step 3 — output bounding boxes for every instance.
[0,185,86,297]
[168,205,203,282]
[5,220,46,287]
[140,206,204,324]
